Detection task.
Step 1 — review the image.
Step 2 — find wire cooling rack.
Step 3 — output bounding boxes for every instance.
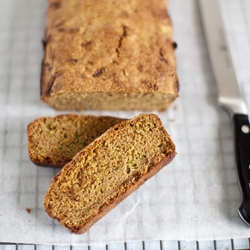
[1,239,250,250]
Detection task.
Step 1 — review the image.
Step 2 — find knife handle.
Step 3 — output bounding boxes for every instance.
[233,114,250,226]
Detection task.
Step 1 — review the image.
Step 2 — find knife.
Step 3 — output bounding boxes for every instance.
[198,0,250,226]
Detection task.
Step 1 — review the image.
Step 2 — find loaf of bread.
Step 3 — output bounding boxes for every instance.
[43,114,176,233]
[27,115,125,167]
[41,0,179,111]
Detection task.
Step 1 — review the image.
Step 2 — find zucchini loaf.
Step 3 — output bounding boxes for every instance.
[27,115,124,167]
[43,114,176,233]
[41,0,179,110]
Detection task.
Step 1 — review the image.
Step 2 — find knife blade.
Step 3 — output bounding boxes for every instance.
[198,0,250,226]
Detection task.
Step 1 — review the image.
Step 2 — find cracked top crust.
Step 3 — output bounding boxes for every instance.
[41,0,178,107]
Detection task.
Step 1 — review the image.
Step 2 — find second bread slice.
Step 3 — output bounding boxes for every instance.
[27,115,125,167]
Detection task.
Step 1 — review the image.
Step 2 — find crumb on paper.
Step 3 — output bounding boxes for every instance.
[169,118,175,122]
[26,208,31,214]
[173,104,178,110]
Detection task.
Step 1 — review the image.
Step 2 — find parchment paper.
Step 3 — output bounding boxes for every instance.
[1,0,250,245]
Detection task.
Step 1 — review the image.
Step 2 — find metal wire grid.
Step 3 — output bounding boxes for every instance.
[1,239,250,250]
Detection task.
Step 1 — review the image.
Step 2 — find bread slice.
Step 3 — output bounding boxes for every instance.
[40,0,179,111]
[43,114,176,234]
[27,115,125,167]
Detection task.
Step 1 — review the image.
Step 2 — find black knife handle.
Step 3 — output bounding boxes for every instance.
[233,114,250,225]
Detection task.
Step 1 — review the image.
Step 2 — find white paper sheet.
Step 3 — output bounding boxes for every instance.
[1,0,250,246]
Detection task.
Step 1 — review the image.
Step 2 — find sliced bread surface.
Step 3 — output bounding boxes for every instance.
[27,114,125,167]
[43,114,176,233]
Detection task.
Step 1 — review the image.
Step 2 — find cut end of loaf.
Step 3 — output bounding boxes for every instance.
[43,114,176,233]
[41,91,178,111]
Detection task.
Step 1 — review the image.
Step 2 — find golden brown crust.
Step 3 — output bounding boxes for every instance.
[40,0,179,110]
[43,114,176,233]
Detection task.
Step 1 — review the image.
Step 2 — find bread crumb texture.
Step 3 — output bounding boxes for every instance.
[43,114,176,233]
[27,115,125,167]
[41,0,179,110]
[26,208,31,214]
